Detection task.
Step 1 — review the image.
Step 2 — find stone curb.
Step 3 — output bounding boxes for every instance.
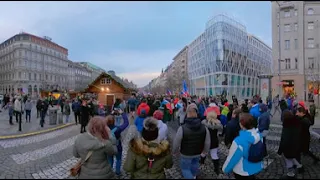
[0,123,75,140]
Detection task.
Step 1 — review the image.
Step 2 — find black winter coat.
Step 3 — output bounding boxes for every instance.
[224,117,241,146]
[278,125,301,158]
[299,115,311,153]
[80,105,90,126]
[201,120,222,149]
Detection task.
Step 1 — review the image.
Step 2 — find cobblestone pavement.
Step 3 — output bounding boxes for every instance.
[0,104,75,136]
[0,116,320,179]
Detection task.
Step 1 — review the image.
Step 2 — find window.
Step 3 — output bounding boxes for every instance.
[285,58,291,69]
[101,78,112,85]
[46,74,48,80]
[308,38,315,48]
[285,40,290,50]
[284,24,291,32]
[28,73,31,80]
[307,8,314,15]
[294,39,298,49]
[308,22,314,30]
[294,9,298,16]
[18,72,21,79]
[294,23,298,31]
[277,12,280,19]
[284,10,291,17]
[308,57,315,69]
[295,58,298,69]
[34,73,36,80]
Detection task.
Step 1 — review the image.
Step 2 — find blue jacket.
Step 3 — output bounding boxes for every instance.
[109,113,129,151]
[258,112,270,133]
[135,116,146,133]
[8,104,14,116]
[222,128,263,176]
[72,102,81,112]
[128,98,137,108]
[249,104,261,120]
[198,103,206,120]
[287,98,292,110]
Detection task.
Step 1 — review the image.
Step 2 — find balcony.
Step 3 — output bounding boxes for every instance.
[279,1,295,10]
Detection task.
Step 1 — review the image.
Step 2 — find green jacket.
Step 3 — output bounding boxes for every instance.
[124,138,173,179]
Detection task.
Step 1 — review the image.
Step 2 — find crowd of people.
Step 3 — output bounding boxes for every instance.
[1,92,318,179]
[71,93,319,179]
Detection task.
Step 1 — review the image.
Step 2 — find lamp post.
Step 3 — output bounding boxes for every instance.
[275,1,282,98]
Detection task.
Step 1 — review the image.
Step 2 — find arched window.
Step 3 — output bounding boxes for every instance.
[307,8,314,15]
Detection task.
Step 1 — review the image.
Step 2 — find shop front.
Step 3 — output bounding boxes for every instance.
[281,80,295,97]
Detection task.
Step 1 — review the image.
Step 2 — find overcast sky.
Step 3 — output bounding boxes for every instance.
[0,1,271,87]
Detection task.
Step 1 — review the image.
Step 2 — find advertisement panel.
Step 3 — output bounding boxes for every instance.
[260,78,269,103]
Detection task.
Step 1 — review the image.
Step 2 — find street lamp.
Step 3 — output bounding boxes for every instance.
[275,1,282,98]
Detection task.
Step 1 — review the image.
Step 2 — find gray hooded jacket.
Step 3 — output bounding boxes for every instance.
[73,132,118,179]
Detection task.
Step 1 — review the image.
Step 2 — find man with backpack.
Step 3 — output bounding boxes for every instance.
[173,103,210,179]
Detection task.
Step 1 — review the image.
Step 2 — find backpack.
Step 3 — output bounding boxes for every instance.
[248,139,266,163]
[111,127,120,146]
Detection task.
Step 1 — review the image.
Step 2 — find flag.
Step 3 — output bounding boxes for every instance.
[167,89,172,96]
[182,80,189,96]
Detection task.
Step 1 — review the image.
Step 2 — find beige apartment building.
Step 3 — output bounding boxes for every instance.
[271,1,320,100]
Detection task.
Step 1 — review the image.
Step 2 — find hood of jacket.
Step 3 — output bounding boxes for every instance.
[202,119,222,130]
[129,138,170,158]
[209,103,217,107]
[184,117,202,130]
[78,133,114,151]
[238,128,262,145]
[139,103,149,109]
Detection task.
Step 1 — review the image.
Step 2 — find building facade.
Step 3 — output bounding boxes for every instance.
[166,46,188,92]
[188,15,272,99]
[79,62,106,81]
[271,1,320,100]
[0,32,71,97]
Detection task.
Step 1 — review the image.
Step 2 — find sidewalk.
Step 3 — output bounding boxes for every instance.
[0,106,75,138]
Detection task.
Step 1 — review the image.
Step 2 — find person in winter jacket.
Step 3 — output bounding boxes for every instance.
[258,104,270,157]
[224,108,242,147]
[309,99,316,126]
[64,100,71,123]
[14,97,23,124]
[137,99,150,116]
[107,110,129,175]
[278,110,303,178]
[80,100,90,133]
[177,97,188,125]
[73,116,118,179]
[296,107,320,164]
[222,113,263,179]
[153,110,168,143]
[219,102,229,136]
[7,101,14,125]
[249,98,261,127]
[24,99,32,123]
[149,99,161,117]
[72,99,81,125]
[200,111,223,176]
[197,99,206,120]
[124,117,173,179]
[134,109,147,133]
[36,99,42,118]
[173,103,210,179]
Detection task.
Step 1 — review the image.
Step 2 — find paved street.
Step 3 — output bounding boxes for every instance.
[0,103,75,137]
[0,114,319,179]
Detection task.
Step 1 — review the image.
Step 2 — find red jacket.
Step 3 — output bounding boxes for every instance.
[137,103,150,116]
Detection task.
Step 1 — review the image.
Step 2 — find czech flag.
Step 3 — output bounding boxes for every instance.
[182,80,189,97]
[167,89,172,96]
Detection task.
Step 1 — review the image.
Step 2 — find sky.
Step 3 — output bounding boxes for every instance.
[0,1,271,87]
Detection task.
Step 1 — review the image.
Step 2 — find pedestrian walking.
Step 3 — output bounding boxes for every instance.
[64,100,71,123]
[7,101,14,125]
[124,117,173,179]
[72,99,81,125]
[222,113,263,179]
[80,100,90,133]
[24,98,32,123]
[258,104,270,157]
[14,96,23,131]
[173,103,210,179]
[72,116,118,179]
[278,110,303,178]
[106,109,129,175]
[153,110,168,142]
[36,98,42,118]
[200,111,223,176]
[224,108,242,147]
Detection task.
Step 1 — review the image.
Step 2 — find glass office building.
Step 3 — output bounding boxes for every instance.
[188,15,272,99]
